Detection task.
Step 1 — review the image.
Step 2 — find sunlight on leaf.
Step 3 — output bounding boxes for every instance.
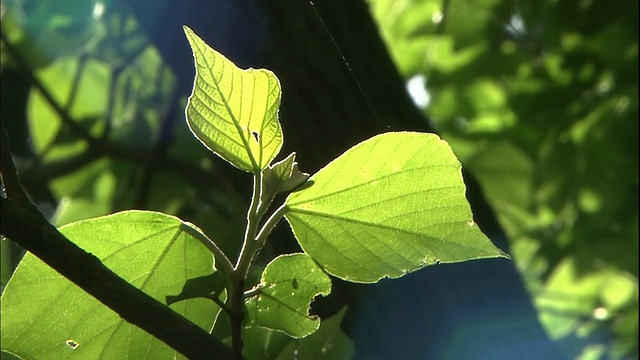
[245,253,331,338]
[183,26,283,173]
[0,211,220,359]
[28,58,108,162]
[285,132,508,283]
[537,257,638,340]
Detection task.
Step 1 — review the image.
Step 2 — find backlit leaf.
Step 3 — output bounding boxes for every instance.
[245,253,331,338]
[261,152,309,207]
[0,211,221,359]
[183,26,283,173]
[285,132,508,283]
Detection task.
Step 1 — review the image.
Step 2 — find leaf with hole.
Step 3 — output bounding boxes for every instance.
[245,253,331,338]
[284,132,509,283]
[183,26,283,173]
[0,211,221,359]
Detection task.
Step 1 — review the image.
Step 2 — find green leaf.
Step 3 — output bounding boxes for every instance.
[285,132,509,283]
[183,26,283,173]
[245,253,331,338]
[261,152,309,206]
[242,307,354,360]
[272,306,354,360]
[1,211,221,359]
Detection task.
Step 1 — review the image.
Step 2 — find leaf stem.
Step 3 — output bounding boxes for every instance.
[180,223,234,277]
[235,173,288,279]
[227,172,288,358]
[255,204,288,250]
[206,294,232,315]
[235,173,262,276]
[228,172,263,359]
[242,285,262,299]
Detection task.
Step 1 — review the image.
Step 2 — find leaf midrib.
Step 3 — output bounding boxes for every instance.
[286,209,491,254]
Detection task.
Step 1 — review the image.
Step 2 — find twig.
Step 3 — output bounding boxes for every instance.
[65,54,89,112]
[101,63,122,140]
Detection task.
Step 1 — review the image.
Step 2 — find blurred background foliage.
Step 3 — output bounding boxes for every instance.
[368,0,638,358]
[0,0,637,359]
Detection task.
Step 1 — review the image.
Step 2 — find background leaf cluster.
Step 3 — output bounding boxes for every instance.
[368,0,638,358]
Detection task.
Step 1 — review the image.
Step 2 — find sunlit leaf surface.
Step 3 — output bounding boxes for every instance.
[0,211,220,359]
[285,132,508,283]
[183,26,283,173]
[245,253,331,338]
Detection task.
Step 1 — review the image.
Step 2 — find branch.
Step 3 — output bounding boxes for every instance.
[1,129,235,360]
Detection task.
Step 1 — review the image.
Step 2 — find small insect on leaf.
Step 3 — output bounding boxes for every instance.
[252,131,260,142]
[292,278,299,290]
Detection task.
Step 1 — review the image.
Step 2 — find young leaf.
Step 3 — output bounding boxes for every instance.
[261,152,309,207]
[0,211,221,359]
[284,132,509,283]
[183,26,283,173]
[245,253,331,338]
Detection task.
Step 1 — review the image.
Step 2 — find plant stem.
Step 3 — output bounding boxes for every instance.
[227,173,262,358]
[227,276,245,360]
[226,173,289,358]
[235,173,263,277]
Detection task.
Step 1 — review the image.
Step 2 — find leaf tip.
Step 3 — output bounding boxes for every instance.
[498,249,512,260]
[182,25,194,38]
